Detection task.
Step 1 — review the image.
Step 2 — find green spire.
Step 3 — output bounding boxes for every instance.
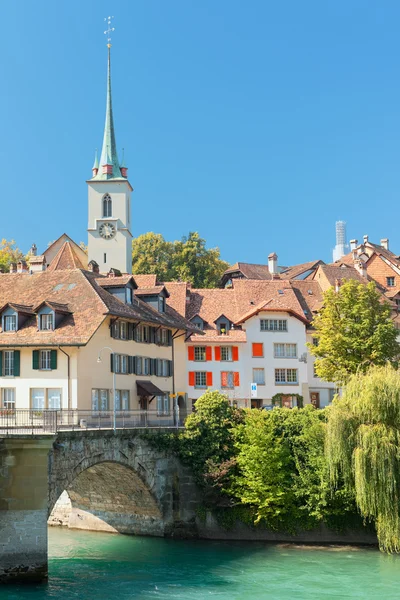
[92,46,123,180]
[92,148,99,170]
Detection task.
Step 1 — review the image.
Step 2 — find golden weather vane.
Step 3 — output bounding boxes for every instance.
[104,16,115,47]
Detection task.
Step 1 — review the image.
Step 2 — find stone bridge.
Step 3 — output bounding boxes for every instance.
[0,430,201,583]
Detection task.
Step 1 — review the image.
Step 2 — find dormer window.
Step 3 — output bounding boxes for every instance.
[214,314,232,335]
[191,317,204,330]
[3,315,17,332]
[103,194,112,217]
[126,287,133,304]
[40,314,54,331]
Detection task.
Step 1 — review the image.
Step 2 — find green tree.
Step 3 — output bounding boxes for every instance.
[172,232,229,288]
[131,231,229,287]
[0,239,24,272]
[326,365,400,553]
[308,279,400,384]
[230,407,355,530]
[131,232,174,281]
[179,390,242,503]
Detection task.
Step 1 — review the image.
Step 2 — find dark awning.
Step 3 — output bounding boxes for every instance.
[136,380,165,397]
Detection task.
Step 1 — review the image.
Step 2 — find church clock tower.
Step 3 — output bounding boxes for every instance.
[87,31,132,274]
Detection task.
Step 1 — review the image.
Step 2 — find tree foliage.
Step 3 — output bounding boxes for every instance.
[0,239,24,273]
[326,365,400,553]
[132,231,229,288]
[230,407,355,530]
[308,279,400,384]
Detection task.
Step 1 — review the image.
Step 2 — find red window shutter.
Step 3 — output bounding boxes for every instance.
[206,346,212,361]
[252,343,263,357]
[188,371,195,386]
[221,372,228,387]
[232,346,239,361]
[188,346,194,361]
[215,346,221,361]
[206,372,213,387]
[234,372,240,387]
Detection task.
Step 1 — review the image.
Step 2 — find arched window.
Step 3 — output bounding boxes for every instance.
[102,194,112,218]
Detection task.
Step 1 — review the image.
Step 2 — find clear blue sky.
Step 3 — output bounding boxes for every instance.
[2,1,400,266]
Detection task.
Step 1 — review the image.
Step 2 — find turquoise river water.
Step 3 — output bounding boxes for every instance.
[3,528,400,599]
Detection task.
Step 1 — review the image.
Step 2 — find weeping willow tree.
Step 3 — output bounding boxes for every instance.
[326,365,400,552]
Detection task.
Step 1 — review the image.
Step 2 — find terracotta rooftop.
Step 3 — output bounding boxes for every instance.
[0,269,198,346]
[133,274,158,288]
[47,241,86,271]
[135,286,169,297]
[96,275,136,288]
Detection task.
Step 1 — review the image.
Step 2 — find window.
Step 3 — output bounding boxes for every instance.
[104,253,107,264]
[32,388,45,410]
[143,357,150,375]
[156,393,170,415]
[161,329,169,346]
[158,296,166,313]
[115,354,128,374]
[253,368,265,385]
[2,388,15,409]
[40,350,52,370]
[387,277,395,287]
[115,390,130,411]
[4,351,14,376]
[195,372,207,388]
[92,389,109,411]
[194,346,206,361]
[126,288,133,304]
[136,356,143,375]
[135,325,143,343]
[162,359,169,377]
[3,315,17,331]
[220,346,232,361]
[142,326,150,343]
[221,371,234,389]
[252,343,264,357]
[275,368,298,384]
[312,337,319,347]
[219,322,229,335]
[48,389,61,410]
[120,321,127,340]
[274,343,297,358]
[39,313,54,331]
[260,319,287,332]
[102,193,112,217]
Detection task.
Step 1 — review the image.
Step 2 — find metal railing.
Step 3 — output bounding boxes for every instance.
[0,409,181,435]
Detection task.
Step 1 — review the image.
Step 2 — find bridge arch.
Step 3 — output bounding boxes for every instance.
[48,430,201,537]
[49,460,163,535]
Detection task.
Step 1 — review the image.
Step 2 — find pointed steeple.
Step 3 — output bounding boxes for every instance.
[92,149,99,177]
[92,45,122,180]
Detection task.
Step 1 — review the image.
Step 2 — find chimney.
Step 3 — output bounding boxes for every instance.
[268,252,278,275]
[354,259,367,278]
[363,235,369,244]
[350,239,358,252]
[17,260,28,274]
[88,260,100,274]
[335,278,341,293]
[381,238,389,251]
[9,263,17,274]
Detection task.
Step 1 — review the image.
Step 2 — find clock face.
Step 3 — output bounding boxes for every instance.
[99,222,116,239]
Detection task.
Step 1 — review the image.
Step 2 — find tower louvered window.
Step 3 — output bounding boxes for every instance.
[102,194,112,217]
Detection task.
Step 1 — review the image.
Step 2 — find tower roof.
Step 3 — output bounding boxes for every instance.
[91,46,125,181]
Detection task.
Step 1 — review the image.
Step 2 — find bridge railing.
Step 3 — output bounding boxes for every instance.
[0,409,178,435]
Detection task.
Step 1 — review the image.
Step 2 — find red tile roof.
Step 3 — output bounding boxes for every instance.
[133,274,158,288]
[47,241,86,271]
[0,269,199,347]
